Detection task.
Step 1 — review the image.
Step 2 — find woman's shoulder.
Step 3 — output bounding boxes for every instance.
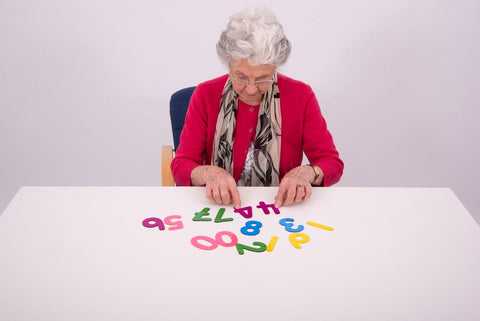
[196,74,229,91]
[189,75,227,112]
[277,73,315,97]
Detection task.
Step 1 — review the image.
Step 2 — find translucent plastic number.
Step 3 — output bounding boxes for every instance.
[240,220,263,236]
[279,218,304,233]
[289,232,310,249]
[236,242,267,255]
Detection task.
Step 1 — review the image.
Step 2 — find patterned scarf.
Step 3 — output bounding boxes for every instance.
[211,76,282,186]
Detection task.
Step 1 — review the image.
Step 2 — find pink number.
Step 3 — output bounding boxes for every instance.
[191,236,218,250]
[191,231,238,251]
[164,215,184,230]
[215,231,238,247]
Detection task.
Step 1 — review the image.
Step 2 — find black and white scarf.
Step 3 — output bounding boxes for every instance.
[211,76,282,186]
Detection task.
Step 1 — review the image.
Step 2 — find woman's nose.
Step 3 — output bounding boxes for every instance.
[244,83,258,94]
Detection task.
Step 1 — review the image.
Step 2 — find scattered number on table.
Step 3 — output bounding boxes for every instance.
[191,231,239,251]
[266,236,279,252]
[215,231,238,247]
[234,206,253,218]
[214,208,234,223]
[191,235,218,250]
[289,232,310,249]
[240,220,263,236]
[256,201,280,214]
[142,217,166,230]
[193,207,212,221]
[307,221,334,231]
[279,218,304,233]
[164,215,184,230]
[236,241,267,255]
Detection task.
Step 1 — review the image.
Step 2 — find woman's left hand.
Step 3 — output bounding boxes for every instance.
[274,165,315,208]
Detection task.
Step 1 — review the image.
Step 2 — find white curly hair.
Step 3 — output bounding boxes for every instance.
[216,7,291,67]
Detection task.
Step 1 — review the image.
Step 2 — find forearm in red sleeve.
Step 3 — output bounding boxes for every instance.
[170,90,209,186]
[303,93,344,187]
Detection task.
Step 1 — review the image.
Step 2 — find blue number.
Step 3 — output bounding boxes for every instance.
[279,218,304,233]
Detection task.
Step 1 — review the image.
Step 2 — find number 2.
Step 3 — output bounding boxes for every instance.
[236,242,267,255]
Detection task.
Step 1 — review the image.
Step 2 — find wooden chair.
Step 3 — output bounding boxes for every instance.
[161,86,196,186]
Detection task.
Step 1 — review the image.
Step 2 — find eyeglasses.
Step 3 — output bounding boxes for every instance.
[230,73,276,90]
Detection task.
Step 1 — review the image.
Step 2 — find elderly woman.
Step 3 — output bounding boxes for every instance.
[171,7,343,208]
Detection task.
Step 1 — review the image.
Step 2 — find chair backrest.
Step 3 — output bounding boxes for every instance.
[169,86,196,150]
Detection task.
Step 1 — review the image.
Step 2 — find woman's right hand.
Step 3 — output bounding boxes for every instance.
[190,165,241,209]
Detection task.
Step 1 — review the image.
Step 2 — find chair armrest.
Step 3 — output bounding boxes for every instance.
[161,145,174,186]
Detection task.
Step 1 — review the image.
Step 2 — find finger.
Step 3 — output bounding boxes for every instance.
[274,185,288,208]
[210,185,223,204]
[283,185,297,207]
[220,187,232,205]
[294,185,305,203]
[304,184,312,201]
[205,186,215,203]
[229,185,242,209]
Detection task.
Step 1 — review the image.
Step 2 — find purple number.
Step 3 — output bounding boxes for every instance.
[234,206,253,218]
[142,217,165,230]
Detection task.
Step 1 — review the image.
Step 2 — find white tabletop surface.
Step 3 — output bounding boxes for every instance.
[1,186,479,321]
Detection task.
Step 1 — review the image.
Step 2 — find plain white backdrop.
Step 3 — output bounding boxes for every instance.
[1,0,479,223]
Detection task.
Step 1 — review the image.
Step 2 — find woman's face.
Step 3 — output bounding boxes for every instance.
[229,59,276,106]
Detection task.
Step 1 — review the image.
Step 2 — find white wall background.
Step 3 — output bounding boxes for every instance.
[1,0,479,224]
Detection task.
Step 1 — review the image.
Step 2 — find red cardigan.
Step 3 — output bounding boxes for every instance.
[171,74,344,186]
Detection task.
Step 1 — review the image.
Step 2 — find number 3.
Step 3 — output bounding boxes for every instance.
[279,218,304,233]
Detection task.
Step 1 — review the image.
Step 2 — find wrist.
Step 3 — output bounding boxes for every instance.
[307,164,322,185]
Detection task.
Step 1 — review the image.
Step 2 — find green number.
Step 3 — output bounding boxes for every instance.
[235,241,267,255]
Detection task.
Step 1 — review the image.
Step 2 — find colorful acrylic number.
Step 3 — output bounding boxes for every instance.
[279,218,304,233]
[240,220,263,236]
[236,241,267,255]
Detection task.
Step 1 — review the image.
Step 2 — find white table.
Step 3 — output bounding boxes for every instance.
[1,187,479,321]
